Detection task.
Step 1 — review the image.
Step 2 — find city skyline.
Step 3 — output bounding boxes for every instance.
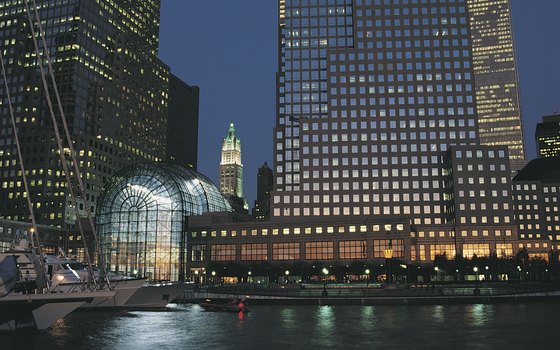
[0,0,183,227]
[159,0,560,208]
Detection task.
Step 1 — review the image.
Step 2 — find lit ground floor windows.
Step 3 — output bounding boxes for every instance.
[241,243,268,261]
[430,244,456,261]
[496,243,514,258]
[211,244,236,261]
[462,243,491,258]
[339,240,368,259]
[305,241,334,260]
[373,239,405,259]
[273,242,300,260]
[191,244,206,262]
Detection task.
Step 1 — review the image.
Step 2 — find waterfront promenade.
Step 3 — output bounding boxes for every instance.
[179,282,560,305]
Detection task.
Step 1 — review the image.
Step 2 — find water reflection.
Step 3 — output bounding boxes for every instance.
[313,306,336,348]
[280,308,296,330]
[360,305,376,329]
[1,303,559,349]
[432,305,445,323]
[469,304,491,327]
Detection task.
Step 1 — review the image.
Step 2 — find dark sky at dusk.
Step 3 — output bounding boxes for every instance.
[159,0,560,208]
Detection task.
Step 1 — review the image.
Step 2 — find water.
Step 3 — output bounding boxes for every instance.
[1,302,557,349]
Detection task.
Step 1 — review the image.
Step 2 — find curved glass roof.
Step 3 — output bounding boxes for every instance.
[96,162,230,281]
[97,162,231,217]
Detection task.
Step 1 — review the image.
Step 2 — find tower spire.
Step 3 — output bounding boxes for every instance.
[220,122,248,213]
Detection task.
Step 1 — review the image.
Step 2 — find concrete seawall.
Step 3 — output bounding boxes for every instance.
[176,284,560,305]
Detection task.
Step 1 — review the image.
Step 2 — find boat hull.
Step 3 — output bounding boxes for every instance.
[124,282,185,309]
[0,290,116,331]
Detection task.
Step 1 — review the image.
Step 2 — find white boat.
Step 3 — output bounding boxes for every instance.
[44,255,185,309]
[43,254,148,309]
[1,241,142,309]
[0,289,117,331]
[0,254,117,331]
[3,238,184,309]
[123,281,185,309]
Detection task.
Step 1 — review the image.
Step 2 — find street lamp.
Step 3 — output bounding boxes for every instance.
[400,264,409,284]
[365,269,371,287]
[473,267,479,295]
[322,268,329,296]
[383,245,393,284]
[434,266,439,282]
[485,265,489,281]
[285,270,290,284]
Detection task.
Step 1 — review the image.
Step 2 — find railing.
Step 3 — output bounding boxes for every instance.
[181,282,560,300]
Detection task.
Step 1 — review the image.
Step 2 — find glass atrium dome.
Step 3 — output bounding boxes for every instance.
[96,162,231,281]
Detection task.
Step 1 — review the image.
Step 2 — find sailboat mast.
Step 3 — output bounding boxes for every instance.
[22,0,96,288]
[0,46,47,290]
[26,1,107,281]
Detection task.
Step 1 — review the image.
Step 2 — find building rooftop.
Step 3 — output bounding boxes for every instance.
[513,157,560,181]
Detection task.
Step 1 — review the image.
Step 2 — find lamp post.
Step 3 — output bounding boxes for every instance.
[473,267,479,295]
[322,268,329,296]
[365,269,371,287]
[194,269,200,290]
[383,245,393,284]
[400,264,409,284]
[285,270,290,284]
[211,270,216,285]
[434,266,439,282]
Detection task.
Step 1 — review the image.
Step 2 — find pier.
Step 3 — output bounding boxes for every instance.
[177,282,560,306]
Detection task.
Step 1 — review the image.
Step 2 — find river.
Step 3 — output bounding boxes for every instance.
[1,302,557,349]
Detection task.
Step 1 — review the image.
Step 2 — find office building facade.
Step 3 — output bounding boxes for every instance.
[252,162,274,221]
[167,74,200,169]
[466,0,525,171]
[512,157,560,261]
[536,113,560,158]
[268,0,524,261]
[180,0,532,280]
[0,0,195,228]
[275,0,480,225]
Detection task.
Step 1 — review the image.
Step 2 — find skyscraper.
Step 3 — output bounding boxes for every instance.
[0,0,194,227]
[253,162,274,221]
[182,0,535,271]
[275,0,479,226]
[467,0,525,171]
[535,113,560,158]
[272,0,520,255]
[167,74,200,169]
[220,122,247,213]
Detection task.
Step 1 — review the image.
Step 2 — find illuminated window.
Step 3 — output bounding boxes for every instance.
[339,240,367,259]
[211,244,236,261]
[241,243,268,261]
[273,242,300,260]
[305,241,334,260]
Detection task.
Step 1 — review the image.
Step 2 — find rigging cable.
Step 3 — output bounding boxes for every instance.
[0,42,48,290]
[28,0,108,282]
[23,0,96,288]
